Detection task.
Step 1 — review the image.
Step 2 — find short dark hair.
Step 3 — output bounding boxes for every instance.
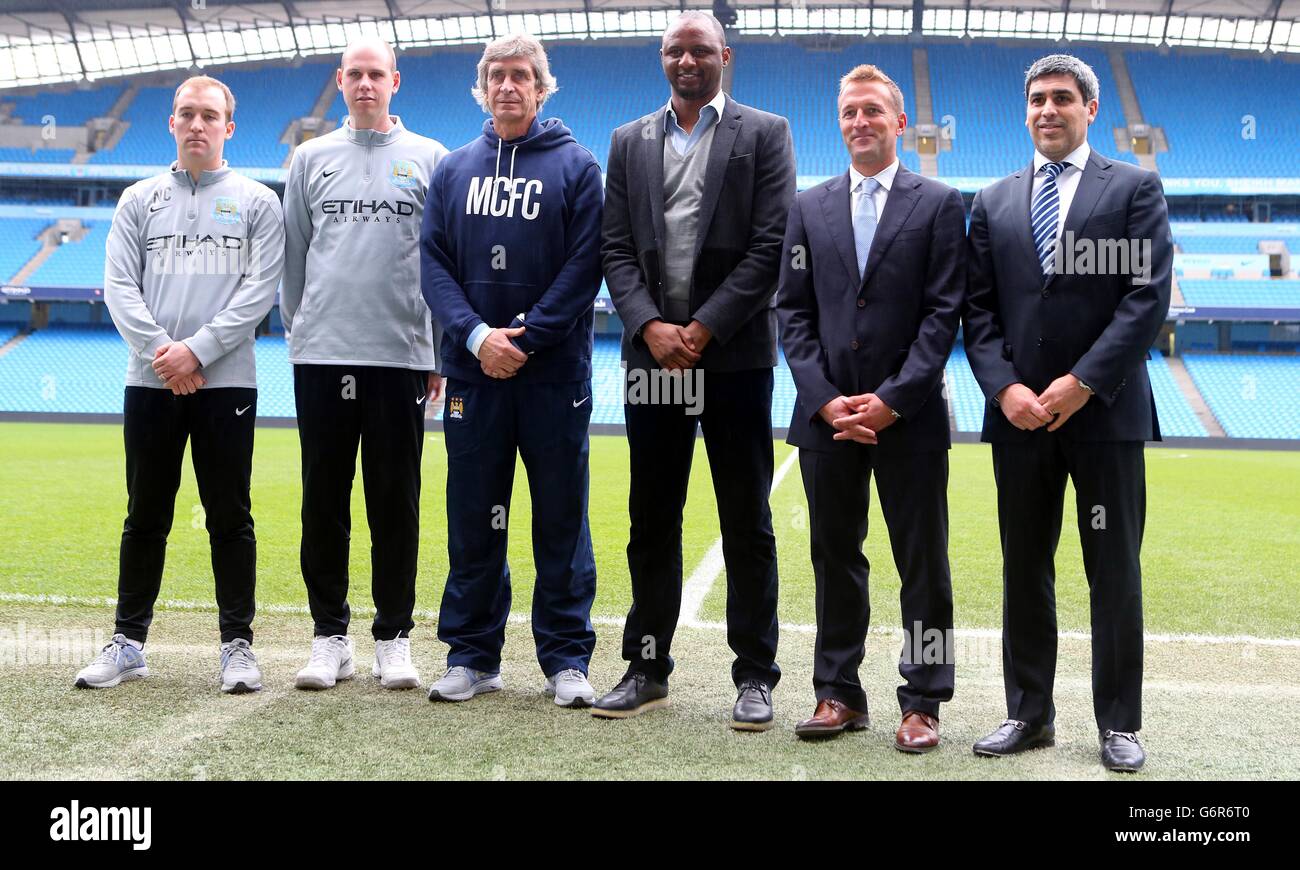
[1024,54,1100,104]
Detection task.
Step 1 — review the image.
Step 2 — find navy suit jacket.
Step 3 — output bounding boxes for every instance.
[963,150,1173,443]
[776,164,966,453]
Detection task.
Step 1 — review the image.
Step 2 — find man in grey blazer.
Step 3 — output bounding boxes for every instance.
[596,11,796,730]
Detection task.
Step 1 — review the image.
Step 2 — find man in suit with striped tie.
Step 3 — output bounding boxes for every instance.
[962,54,1172,772]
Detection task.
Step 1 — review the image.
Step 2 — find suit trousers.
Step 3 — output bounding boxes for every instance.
[294,363,427,640]
[799,445,955,716]
[992,432,1146,732]
[116,385,257,644]
[621,366,781,688]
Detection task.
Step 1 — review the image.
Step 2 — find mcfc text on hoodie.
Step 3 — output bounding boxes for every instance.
[420,116,604,383]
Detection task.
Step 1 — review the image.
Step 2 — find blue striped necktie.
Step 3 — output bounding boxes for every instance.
[1031,161,1067,277]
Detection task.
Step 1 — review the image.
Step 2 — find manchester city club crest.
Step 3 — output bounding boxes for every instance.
[212,196,241,225]
[389,159,418,189]
[448,396,464,420]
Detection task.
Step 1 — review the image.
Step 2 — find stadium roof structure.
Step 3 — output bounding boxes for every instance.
[0,1,1297,88]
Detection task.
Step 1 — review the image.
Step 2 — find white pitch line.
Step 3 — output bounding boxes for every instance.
[678,446,801,627]
[4,590,1299,648]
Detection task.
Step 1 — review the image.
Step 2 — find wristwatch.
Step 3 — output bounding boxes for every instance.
[1077,379,1095,395]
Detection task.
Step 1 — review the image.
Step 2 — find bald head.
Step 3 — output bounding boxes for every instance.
[341,37,396,73]
[664,11,726,48]
[337,36,400,132]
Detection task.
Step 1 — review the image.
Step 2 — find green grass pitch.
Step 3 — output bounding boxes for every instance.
[0,421,1297,779]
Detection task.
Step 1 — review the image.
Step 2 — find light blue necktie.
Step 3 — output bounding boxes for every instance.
[854,177,879,280]
[1031,161,1067,277]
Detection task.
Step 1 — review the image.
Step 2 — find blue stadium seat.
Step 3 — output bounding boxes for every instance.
[26,223,111,288]
[720,41,920,177]
[4,86,124,126]
[0,324,130,413]
[91,63,332,168]
[1183,354,1300,439]
[1179,280,1300,308]
[0,218,51,282]
[1127,50,1300,178]
[0,324,298,417]
[0,147,75,163]
[945,343,986,433]
[928,44,1134,178]
[1145,353,1207,437]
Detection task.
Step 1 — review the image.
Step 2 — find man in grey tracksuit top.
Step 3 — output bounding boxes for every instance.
[76,75,284,695]
[282,38,449,692]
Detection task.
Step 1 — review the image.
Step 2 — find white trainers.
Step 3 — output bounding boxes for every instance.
[372,636,420,690]
[220,638,262,694]
[294,635,355,690]
[74,633,148,689]
[544,668,596,708]
[427,666,502,702]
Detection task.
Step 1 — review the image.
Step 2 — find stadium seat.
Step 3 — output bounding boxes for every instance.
[1179,280,1300,308]
[1127,50,1300,178]
[1183,354,1300,439]
[0,218,51,282]
[25,223,112,288]
[721,41,920,177]
[928,44,1135,178]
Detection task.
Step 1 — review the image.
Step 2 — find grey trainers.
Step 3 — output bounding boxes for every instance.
[74,634,148,689]
[427,666,502,702]
[220,638,262,694]
[544,669,595,708]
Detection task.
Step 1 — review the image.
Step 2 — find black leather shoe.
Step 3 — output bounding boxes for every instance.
[730,679,774,732]
[1100,730,1146,772]
[591,672,669,720]
[972,719,1056,757]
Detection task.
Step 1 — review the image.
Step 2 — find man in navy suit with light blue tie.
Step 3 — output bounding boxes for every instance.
[776,64,965,750]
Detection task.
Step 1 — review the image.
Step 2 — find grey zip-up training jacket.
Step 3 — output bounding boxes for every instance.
[103,160,285,389]
[282,115,449,371]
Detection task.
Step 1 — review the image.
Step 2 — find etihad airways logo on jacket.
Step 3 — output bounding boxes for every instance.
[465,176,544,220]
[322,199,414,224]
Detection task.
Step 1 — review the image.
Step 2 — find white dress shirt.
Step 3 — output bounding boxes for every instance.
[1032,141,1091,241]
[849,158,899,220]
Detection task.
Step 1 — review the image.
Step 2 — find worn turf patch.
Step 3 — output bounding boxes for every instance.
[2,604,1295,780]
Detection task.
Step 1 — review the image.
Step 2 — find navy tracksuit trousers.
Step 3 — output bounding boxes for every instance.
[438,376,597,676]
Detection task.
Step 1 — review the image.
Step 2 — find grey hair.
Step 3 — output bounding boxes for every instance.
[472,33,558,111]
[665,11,727,46]
[1024,53,1100,104]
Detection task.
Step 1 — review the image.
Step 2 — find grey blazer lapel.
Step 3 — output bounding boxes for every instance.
[641,107,669,246]
[819,172,859,284]
[860,167,921,287]
[693,97,742,257]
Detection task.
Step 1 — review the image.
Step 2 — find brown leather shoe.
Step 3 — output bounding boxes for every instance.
[895,710,940,753]
[794,698,869,739]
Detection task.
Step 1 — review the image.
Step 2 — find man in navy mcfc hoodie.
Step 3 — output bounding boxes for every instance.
[421,34,604,708]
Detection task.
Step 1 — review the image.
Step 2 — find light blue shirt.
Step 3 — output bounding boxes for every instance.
[665,90,727,157]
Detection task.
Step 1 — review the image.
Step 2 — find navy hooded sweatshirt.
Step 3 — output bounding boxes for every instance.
[420,116,604,384]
